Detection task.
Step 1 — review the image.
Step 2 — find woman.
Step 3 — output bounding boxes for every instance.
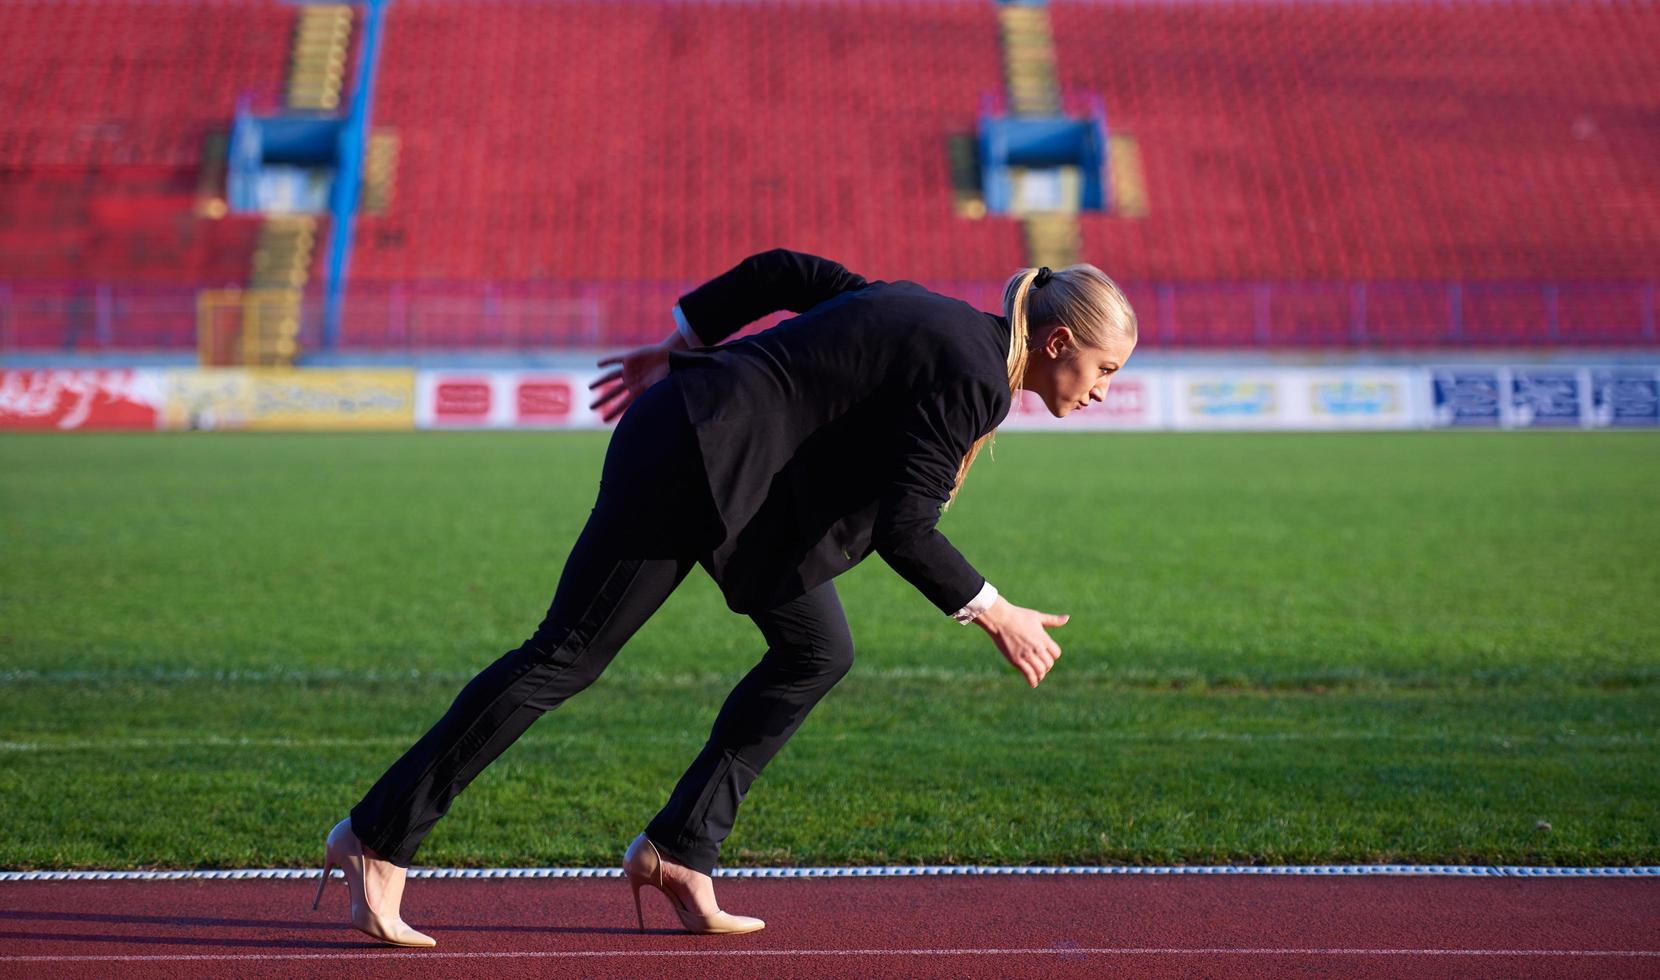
[313,249,1138,946]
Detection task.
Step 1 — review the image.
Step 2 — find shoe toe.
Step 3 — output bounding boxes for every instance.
[723,914,765,935]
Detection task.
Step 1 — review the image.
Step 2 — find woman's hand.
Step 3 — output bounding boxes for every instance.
[588,336,683,422]
[974,597,1069,688]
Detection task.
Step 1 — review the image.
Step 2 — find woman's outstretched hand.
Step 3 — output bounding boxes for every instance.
[589,334,686,422]
[974,597,1069,688]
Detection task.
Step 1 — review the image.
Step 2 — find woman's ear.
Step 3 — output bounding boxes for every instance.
[1040,325,1076,359]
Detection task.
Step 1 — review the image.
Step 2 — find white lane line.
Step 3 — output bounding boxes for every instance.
[0,948,1656,964]
[0,736,416,753]
[5,865,1657,881]
[3,730,1649,753]
[1,666,1021,685]
[14,664,1646,690]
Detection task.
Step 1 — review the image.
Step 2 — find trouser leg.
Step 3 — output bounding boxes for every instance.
[351,523,694,865]
[645,580,854,874]
[351,380,712,867]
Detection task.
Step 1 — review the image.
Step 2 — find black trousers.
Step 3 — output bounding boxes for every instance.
[350,380,855,874]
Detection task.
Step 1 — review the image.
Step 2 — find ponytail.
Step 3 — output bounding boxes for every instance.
[947,267,1043,507]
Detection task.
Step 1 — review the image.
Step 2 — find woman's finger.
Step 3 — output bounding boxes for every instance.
[589,385,625,410]
[1040,612,1070,628]
[596,355,625,369]
[589,368,624,389]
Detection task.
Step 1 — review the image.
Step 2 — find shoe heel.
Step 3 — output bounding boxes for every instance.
[631,878,645,932]
[312,859,334,911]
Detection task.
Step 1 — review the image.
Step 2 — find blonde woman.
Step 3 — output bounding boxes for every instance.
[315,249,1137,946]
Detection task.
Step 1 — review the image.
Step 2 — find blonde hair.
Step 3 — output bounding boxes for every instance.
[948,263,1137,505]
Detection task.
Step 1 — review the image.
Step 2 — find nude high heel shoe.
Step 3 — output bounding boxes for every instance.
[312,817,437,948]
[623,832,765,935]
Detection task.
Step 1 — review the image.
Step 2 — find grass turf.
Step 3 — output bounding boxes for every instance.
[1,430,1656,868]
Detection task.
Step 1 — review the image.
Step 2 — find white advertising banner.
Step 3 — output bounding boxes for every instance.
[1168,371,1286,430]
[1167,369,1422,430]
[1287,369,1422,429]
[416,370,608,429]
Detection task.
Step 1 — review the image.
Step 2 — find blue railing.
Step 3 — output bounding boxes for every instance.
[2,279,1655,354]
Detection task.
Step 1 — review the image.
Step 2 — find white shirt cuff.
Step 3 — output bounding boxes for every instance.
[951,580,999,625]
[671,303,701,348]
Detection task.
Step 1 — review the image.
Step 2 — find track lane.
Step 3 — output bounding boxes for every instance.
[2,875,1656,979]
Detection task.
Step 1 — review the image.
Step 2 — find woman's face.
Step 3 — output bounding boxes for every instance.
[1025,326,1136,418]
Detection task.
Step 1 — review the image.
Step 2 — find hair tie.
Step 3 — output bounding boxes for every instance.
[1033,267,1053,288]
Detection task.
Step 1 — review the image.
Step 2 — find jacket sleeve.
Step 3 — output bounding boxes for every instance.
[675,248,869,346]
[872,376,1005,615]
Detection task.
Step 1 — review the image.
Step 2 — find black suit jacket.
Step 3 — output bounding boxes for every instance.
[666,248,1013,615]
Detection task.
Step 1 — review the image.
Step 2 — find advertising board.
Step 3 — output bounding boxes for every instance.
[1299,371,1420,429]
[163,370,416,430]
[6,364,1655,434]
[1510,369,1585,428]
[0,369,164,430]
[416,371,604,429]
[1168,372,1282,429]
[1431,369,1506,427]
[1590,369,1659,427]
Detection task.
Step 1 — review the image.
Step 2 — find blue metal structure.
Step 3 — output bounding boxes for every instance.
[969,91,1115,215]
[322,0,390,350]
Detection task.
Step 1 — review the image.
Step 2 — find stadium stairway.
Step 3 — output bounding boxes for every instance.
[1000,3,1061,116]
[1107,134,1148,220]
[288,4,352,112]
[216,3,355,367]
[363,130,399,216]
[999,2,1083,269]
[241,216,316,367]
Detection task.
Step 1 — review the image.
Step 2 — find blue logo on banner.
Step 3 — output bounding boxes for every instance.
[1311,380,1400,417]
[1432,371,1502,426]
[1188,381,1276,416]
[1590,370,1660,427]
[1511,371,1582,428]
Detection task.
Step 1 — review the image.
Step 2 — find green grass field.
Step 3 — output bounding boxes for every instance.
[2,430,1656,870]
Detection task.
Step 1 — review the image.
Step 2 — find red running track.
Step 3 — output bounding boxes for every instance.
[1,875,1656,979]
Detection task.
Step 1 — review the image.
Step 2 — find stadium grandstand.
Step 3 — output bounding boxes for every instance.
[1,0,1656,358]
